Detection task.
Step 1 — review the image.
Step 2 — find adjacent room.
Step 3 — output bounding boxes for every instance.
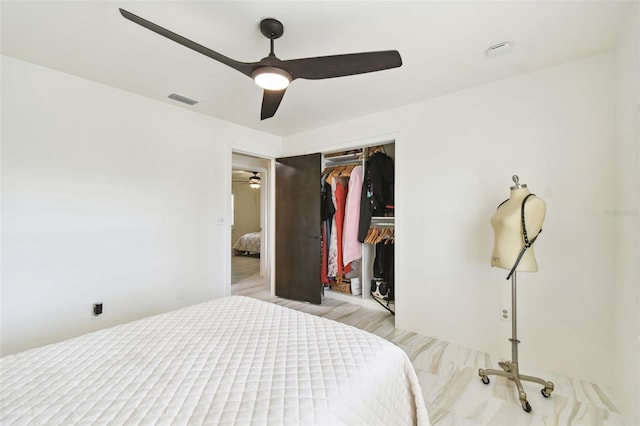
[1,1,638,425]
[231,169,261,282]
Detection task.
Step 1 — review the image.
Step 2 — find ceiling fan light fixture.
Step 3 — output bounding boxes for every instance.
[252,67,291,90]
[249,172,261,189]
[120,10,402,120]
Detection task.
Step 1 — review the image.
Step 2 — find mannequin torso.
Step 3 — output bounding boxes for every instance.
[490,187,546,272]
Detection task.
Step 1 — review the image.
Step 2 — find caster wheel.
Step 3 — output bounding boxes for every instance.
[481,376,490,385]
[541,388,552,398]
[522,401,532,413]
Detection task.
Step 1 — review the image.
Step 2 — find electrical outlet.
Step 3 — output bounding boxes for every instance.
[93,303,103,317]
[500,307,511,322]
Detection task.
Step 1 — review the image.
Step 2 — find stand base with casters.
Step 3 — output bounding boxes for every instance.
[478,272,555,413]
[478,360,554,413]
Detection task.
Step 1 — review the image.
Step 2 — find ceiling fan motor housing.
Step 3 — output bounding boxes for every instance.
[260,18,284,40]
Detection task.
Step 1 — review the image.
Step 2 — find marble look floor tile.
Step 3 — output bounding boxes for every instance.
[231,275,625,426]
[427,404,485,426]
[555,376,620,412]
[499,361,620,413]
[482,397,544,426]
[441,367,499,419]
[552,393,626,426]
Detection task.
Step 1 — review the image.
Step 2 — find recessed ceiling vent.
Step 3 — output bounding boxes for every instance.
[486,42,512,57]
[168,93,199,105]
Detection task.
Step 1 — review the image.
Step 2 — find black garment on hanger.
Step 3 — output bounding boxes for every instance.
[321,175,335,222]
[358,152,394,242]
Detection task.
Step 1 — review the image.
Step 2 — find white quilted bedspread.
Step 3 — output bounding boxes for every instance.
[1,296,429,425]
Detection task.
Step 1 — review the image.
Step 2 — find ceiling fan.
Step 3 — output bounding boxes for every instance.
[119,9,402,120]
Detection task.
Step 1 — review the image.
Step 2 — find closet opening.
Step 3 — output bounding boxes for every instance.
[274,141,395,314]
[320,142,396,314]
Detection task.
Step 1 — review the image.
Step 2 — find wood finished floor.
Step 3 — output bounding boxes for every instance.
[231,256,623,426]
[231,252,260,284]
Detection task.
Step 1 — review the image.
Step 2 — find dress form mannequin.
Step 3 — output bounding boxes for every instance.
[490,175,546,274]
[479,175,554,413]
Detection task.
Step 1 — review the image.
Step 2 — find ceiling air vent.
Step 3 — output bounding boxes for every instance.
[486,42,512,57]
[168,93,198,105]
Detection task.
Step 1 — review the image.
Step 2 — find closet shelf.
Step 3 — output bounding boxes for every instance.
[323,152,362,165]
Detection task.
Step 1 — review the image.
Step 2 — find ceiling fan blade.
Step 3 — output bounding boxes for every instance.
[261,89,287,120]
[282,50,402,80]
[120,8,256,77]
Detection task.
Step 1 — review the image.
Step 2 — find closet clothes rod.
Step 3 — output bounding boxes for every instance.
[323,159,363,167]
[370,217,395,226]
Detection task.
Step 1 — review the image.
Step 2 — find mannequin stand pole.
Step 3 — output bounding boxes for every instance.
[478,272,554,413]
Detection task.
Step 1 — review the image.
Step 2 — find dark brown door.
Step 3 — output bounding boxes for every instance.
[275,153,321,304]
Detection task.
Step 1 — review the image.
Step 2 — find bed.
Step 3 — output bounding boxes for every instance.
[0,296,429,425]
[233,231,261,255]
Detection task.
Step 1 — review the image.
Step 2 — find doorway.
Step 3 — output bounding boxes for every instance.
[231,169,261,283]
[231,153,271,287]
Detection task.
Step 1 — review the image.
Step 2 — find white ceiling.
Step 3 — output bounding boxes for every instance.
[1,1,632,137]
[233,170,258,182]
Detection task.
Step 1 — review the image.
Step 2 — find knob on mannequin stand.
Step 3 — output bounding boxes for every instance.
[478,175,554,413]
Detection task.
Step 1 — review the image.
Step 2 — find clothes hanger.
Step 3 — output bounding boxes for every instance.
[321,166,333,176]
[384,228,395,244]
[369,146,382,155]
[365,228,380,244]
[377,228,391,244]
[339,164,356,177]
[366,227,395,245]
[326,166,344,183]
[364,228,374,244]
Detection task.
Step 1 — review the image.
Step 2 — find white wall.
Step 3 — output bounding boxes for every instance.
[613,3,640,425]
[231,180,260,246]
[0,55,281,355]
[282,54,616,387]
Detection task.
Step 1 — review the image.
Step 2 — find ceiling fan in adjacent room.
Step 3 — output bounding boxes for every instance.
[119,9,403,120]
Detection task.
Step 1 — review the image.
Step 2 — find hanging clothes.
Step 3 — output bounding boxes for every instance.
[321,173,336,222]
[320,173,335,284]
[343,165,363,266]
[334,179,348,278]
[327,220,338,278]
[327,177,339,278]
[358,151,395,242]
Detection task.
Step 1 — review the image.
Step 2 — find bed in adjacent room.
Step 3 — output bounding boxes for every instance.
[0,296,429,425]
[233,231,261,255]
